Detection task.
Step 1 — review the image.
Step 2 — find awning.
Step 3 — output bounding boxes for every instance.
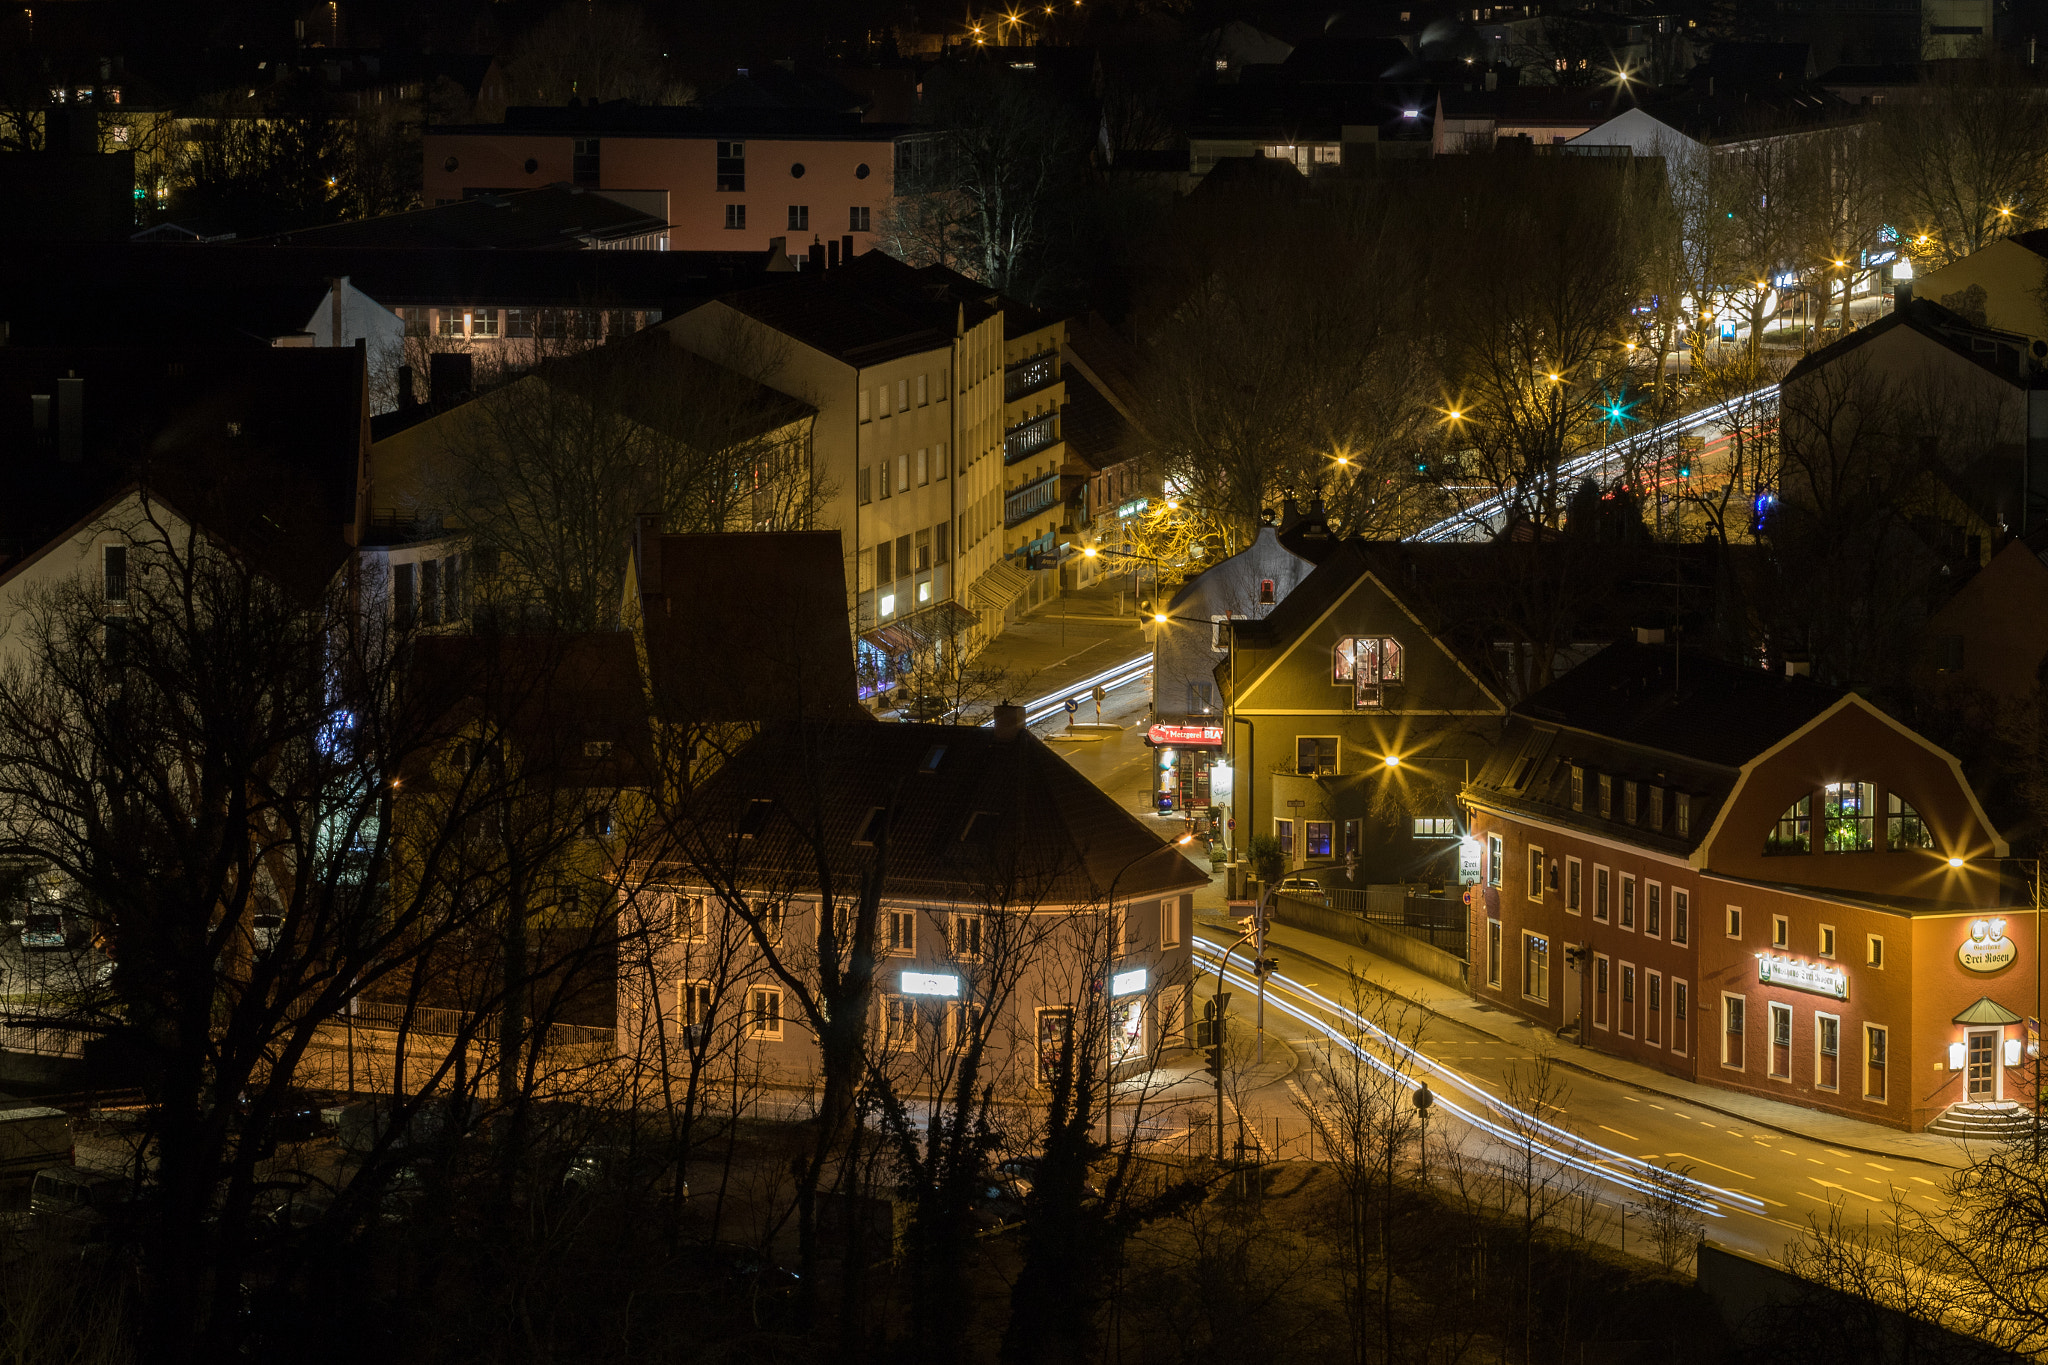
[860,599,979,655]
[967,560,1032,612]
[1955,996,2024,1026]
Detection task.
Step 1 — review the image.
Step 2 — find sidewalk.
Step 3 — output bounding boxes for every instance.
[972,580,1147,711]
[1189,884,1979,1169]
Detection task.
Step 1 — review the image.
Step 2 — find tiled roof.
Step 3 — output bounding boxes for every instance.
[708,251,999,366]
[547,333,815,444]
[264,185,665,252]
[676,721,1212,905]
[636,530,864,723]
[409,631,652,790]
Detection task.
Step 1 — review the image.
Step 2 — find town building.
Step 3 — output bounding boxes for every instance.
[619,711,1210,1092]
[1000,301,1072,614]
[1463,639,2029,1133]
[1059,317,1155,594]
[655,251,1026,704]
[422,105,906,257]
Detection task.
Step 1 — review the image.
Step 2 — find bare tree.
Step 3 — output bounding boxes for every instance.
[1878,61,2048,267]
[499,1,690,107]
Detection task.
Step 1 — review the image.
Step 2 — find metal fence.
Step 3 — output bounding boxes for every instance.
[1316,887,1469,960]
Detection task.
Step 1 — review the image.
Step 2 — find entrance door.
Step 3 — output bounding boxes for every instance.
[1967,1029,2000,1102]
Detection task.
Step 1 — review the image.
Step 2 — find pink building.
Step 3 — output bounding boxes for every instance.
[422,107,909,256]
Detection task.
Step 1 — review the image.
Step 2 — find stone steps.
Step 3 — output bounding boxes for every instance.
[1925,1102,2040,1141]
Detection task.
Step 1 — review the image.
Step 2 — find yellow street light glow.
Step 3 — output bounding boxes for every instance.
[1175,833,1195,845]
[1082,545,1098,557]
[1382,754,1401,768]
[1949,856,1967,869]
[1153,613,1169,625]
[1546,373,1560,382]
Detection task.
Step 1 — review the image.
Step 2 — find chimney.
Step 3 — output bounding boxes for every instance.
[428,351,473,407]
[329,276,346,347]
[396,364,417,411]
[57,373,83,463]
[1278,494,1302,532]
[827,238,840,269]
[992,701,1026,740]
[808,238,826,272]
[1634,627,1665,644]
[842,232,855,263]
[636,513,664,597]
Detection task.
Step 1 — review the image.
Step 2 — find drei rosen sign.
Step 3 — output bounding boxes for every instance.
[1959,918,2020,974]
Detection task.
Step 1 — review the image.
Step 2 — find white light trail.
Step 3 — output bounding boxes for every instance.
[1410,384,1781,543]
[1195,938,1763,1217]
[989,652,1154,728]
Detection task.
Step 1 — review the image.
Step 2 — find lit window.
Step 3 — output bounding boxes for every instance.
[1411,818,1455,837]
[1887,792,1931,849]
[1296,737,1338,775]
[1767,794,1811,854]
[1823,781,1874,852]
[748,986,783,1039]
[1334,636,1405,707]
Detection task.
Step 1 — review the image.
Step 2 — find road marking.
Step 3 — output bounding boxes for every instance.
[1824,1149,1856,1159]
[1808,1158,1823,1165]
[1649,1103,1667,1110]
[1623,1095,1640,1102]
[1598,1124,1639,1142]
[1865,1160,1894,1172]
[1781,1149,1796,1156]
[1836,1167,1854,1175]
[1811,1178,1881,1204]
[1910,1176,1936,1187]
[1665,1151,1754,1181]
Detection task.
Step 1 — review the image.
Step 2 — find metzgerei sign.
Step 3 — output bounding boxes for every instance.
[1147,723,1224,747]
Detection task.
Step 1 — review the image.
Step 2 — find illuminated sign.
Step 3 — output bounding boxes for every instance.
[1960,918,2019,974]
[1111,968,1148,997]
[1757,954,1848,1001]
[900,972,960,997]
[1148,723,1224,747]
[1118,498,1149,518]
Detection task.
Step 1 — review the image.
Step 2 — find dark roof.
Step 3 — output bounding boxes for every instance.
[707,251,999,367]
[637,530,863,723]
[1061,366,1137,473]
[263,185,666,252]
[0,245,768,345]
[1781,296,2039,389]
[0,345,365,582]
[544,333,815,444]
[433,104,907,143]
[703,66,869,117]
[1515,640,1843,769]
[679,720,1212,904]
[1634,84,1853,143]
[409,631,652,790]
[1002,297,1066,341]
[1437,84,1643,123]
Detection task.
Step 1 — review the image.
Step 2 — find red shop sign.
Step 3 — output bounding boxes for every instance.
[1148,723,1225,746]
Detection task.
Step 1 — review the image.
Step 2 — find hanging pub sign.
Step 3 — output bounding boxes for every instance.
[1959,918,2020,974]
[1756,953,1849,1001]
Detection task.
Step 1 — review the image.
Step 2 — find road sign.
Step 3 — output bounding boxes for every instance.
[1064,697,1078,714]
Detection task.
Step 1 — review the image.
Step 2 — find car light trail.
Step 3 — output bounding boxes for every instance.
[1411,384,1780,544]
[990,652,1154,728]
[1194,937,1763,1217]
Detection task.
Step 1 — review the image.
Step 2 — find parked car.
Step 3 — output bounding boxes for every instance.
[1276,874,1322,894]
[30,1167,133,1241]
[20,911,65,951]
[900,694,947,722]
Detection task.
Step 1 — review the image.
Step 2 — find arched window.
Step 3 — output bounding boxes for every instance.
[1823,781,1875,852]
[1888,792,1932,850]
[1765,794,1811,855]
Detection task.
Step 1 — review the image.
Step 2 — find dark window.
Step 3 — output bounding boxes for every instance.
[716,141,746,192]
[103,615,127,669]
[1296,737,1338,775]
[788,205,809,231]
[102,545,127,601]
[789,162,805,178]
[572,138,600,187]
[1259,577,1276,605]
[505,308,534,338]
[850,205,871,231]
[393,562,415,630]
[876,540,893,582]
[420,559,441,627]
[724,203,746,230]
[735,798,774,839]
[935,521,950,563]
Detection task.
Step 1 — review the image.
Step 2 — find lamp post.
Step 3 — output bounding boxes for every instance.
[1079,543,1164,618]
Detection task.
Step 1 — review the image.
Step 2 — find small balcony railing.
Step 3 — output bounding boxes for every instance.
[1004,471,1060,528]
[1004,413,1058,465]
[1005,354,1058,402]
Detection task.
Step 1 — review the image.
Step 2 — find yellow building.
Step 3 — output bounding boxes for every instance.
[1000,302,1075,611]
[1912,231,2048,346]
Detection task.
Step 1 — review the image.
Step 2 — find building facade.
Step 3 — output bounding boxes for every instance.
[1464,641,2024,1133]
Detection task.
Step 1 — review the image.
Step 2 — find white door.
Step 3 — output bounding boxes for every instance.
[1967,1029,2001,1102]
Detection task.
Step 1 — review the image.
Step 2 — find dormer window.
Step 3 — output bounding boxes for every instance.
[1259,578,1276,605]
[1766,794,1811,855]
[1887,792,1930,849]
[1570,766,1584,811]
[734,798,774,839]
[1622,781,1637,823]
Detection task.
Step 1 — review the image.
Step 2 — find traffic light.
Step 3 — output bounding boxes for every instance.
[1204,1024,1226,1080]
[1677,457,1692,479]
[1253,956,1280,976]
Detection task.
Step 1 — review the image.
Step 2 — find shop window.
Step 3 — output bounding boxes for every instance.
[1523,932,1549,1004]
[1593,866,1610,922]
[1723,994,1745,1068]
[1296,736,1338,775]
[1816,1014,1840,1090]
[1865,1024,1887,1100]
[1487,919,1502,987]
[1823,781,1875,852]
[1767,794,1812,854]
[1672,889,1688,944]
[1619,874,1636,929]
[1527,846,1545,901]
[1769,1002,1792,1078]
[1306,822,1333,858]
[1566,857,1582,914]
[1887,792,1931,850]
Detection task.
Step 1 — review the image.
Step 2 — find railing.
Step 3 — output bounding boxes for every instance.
[344,1000,614,1049]
[1004,413,1058,464]
[1284,886,1468,960]
[1004,471,1060,528]
[1005,354,1058,402]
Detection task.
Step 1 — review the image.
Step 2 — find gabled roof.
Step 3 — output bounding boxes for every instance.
[546,333,815,444]
[678,721,1211,904]
[1781,296,2039,389]
[409,631,652,790]
[703,251,1000,367]
[635,529,862,724]
[264,185,666,252]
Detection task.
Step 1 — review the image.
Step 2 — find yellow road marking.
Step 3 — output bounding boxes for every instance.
[1666,1150,1754,1181]
[1599,1124,1639,1142]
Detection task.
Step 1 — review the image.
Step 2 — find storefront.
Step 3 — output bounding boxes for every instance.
[1146,719,1225,831]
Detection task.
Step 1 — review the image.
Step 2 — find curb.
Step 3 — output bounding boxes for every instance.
[1197,913,1972,1171]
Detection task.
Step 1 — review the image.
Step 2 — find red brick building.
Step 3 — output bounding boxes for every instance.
[1463,640,2030,1133]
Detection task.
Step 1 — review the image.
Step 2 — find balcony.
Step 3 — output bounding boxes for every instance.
[1005,354,1058,402]
[1004,412,1058,465]
[1005,471,1060,528]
